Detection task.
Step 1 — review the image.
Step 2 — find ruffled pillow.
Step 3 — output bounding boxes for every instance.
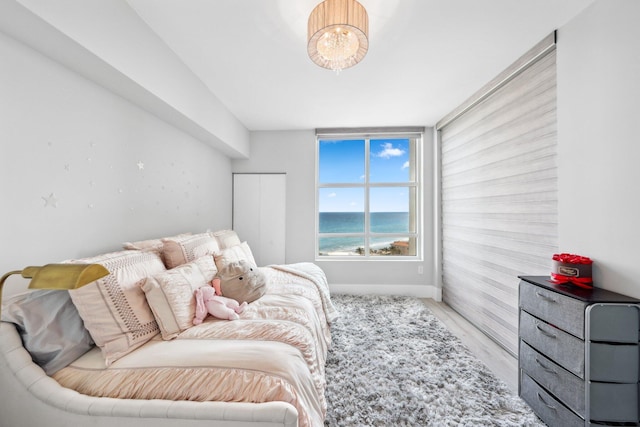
[142,256,218,340]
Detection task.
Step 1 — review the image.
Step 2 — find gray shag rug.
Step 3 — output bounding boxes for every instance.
[323,294,544,426]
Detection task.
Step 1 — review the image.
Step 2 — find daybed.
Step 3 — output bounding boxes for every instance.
[0,231,337,427]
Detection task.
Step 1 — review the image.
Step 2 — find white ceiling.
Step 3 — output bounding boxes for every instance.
[126,0,593,131]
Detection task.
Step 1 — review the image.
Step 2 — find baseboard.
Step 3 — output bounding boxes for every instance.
[329,283,441,300]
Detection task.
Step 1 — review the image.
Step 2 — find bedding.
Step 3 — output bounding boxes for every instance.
[0,229,336,427]
[51,262,336,427]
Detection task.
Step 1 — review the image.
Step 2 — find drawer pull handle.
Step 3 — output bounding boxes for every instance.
[535,358,557,375]
[537,392,557,411]
[535,291,558,303]
[535,323,557,339]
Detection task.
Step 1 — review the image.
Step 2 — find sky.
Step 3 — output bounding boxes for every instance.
[318,138,412,212]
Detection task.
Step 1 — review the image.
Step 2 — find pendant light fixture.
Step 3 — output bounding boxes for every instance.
[307,0,369,72]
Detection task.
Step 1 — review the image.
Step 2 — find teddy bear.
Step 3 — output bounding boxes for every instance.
[217,260,267,304]
[192,279,247,324]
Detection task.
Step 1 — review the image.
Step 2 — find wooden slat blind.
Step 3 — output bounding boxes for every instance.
[439,46,558,356]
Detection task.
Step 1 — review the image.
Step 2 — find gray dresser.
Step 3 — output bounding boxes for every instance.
[518,276,640,426]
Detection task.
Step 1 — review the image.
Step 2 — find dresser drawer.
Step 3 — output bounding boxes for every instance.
[590,342,639,382]
[520,280,587,339]
[520,340,584,416]
[520,310,585,378]
[520,372,583,427]
[588,303,640,343]
[590,382,639,422]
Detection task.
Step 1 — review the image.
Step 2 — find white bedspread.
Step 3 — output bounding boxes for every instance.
[52,263,336,427]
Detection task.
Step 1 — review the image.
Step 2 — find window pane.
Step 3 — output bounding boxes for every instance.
[316,133,421,259]
[318,237,365,256]
[369,138,412,183]
[318,187,365,230]
[319,139,365,183]
[319,210,364,234]
[369,187,415,233]
[370,237,417,256]
[370,211,409,233]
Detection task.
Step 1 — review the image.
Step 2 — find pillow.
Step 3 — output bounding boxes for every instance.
[214,241,257,271]
[123,232,192,253]
[161,233,220,269]
[211,229,241,249]
[142,256,218,340]
[1,289,94,375]
[68,250,165,365]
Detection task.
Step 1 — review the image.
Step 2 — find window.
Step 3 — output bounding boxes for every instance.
[316,130,422,258]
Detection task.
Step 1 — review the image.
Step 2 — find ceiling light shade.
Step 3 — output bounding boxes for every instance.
[307,0,369,72]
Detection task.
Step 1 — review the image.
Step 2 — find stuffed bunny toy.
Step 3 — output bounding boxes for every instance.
[193,279,247,324]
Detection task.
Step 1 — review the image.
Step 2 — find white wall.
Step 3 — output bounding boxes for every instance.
[233,130,437,298]
[557,0,640,297]
[231,130,317,261]
[1,0,249,158]
[0,32,232,275]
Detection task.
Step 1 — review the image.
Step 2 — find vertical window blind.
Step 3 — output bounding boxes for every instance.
[437,34,558,355]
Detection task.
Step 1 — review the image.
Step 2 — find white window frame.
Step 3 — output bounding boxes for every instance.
[315,129,423,260]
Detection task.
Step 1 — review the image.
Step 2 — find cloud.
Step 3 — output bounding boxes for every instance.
[328,192,337,198]
[375,142,405,159]
[402,161,409,169]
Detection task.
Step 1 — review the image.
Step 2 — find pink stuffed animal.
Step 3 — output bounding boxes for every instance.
[193,279,247,324]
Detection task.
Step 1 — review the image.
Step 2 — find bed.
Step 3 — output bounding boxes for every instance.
[0,231,337,427]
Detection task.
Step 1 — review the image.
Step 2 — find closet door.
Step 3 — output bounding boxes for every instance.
[437,34,558,356]
[233,173,286,266]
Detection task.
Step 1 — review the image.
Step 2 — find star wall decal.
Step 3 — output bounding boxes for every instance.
[137,161,145,170]
[42,193,59,208]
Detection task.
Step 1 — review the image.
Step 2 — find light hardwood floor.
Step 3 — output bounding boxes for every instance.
[421,298,519,395]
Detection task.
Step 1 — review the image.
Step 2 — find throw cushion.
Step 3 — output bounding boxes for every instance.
[142,256,218,340]
[161,233,220,269]
[1,289,94,375]
[214,241,257,271]
[123,232,192,257]
[211,229,242,249]
[68,250,165,365]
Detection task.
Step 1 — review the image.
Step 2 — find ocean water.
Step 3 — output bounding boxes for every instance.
[319,212,409,254]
